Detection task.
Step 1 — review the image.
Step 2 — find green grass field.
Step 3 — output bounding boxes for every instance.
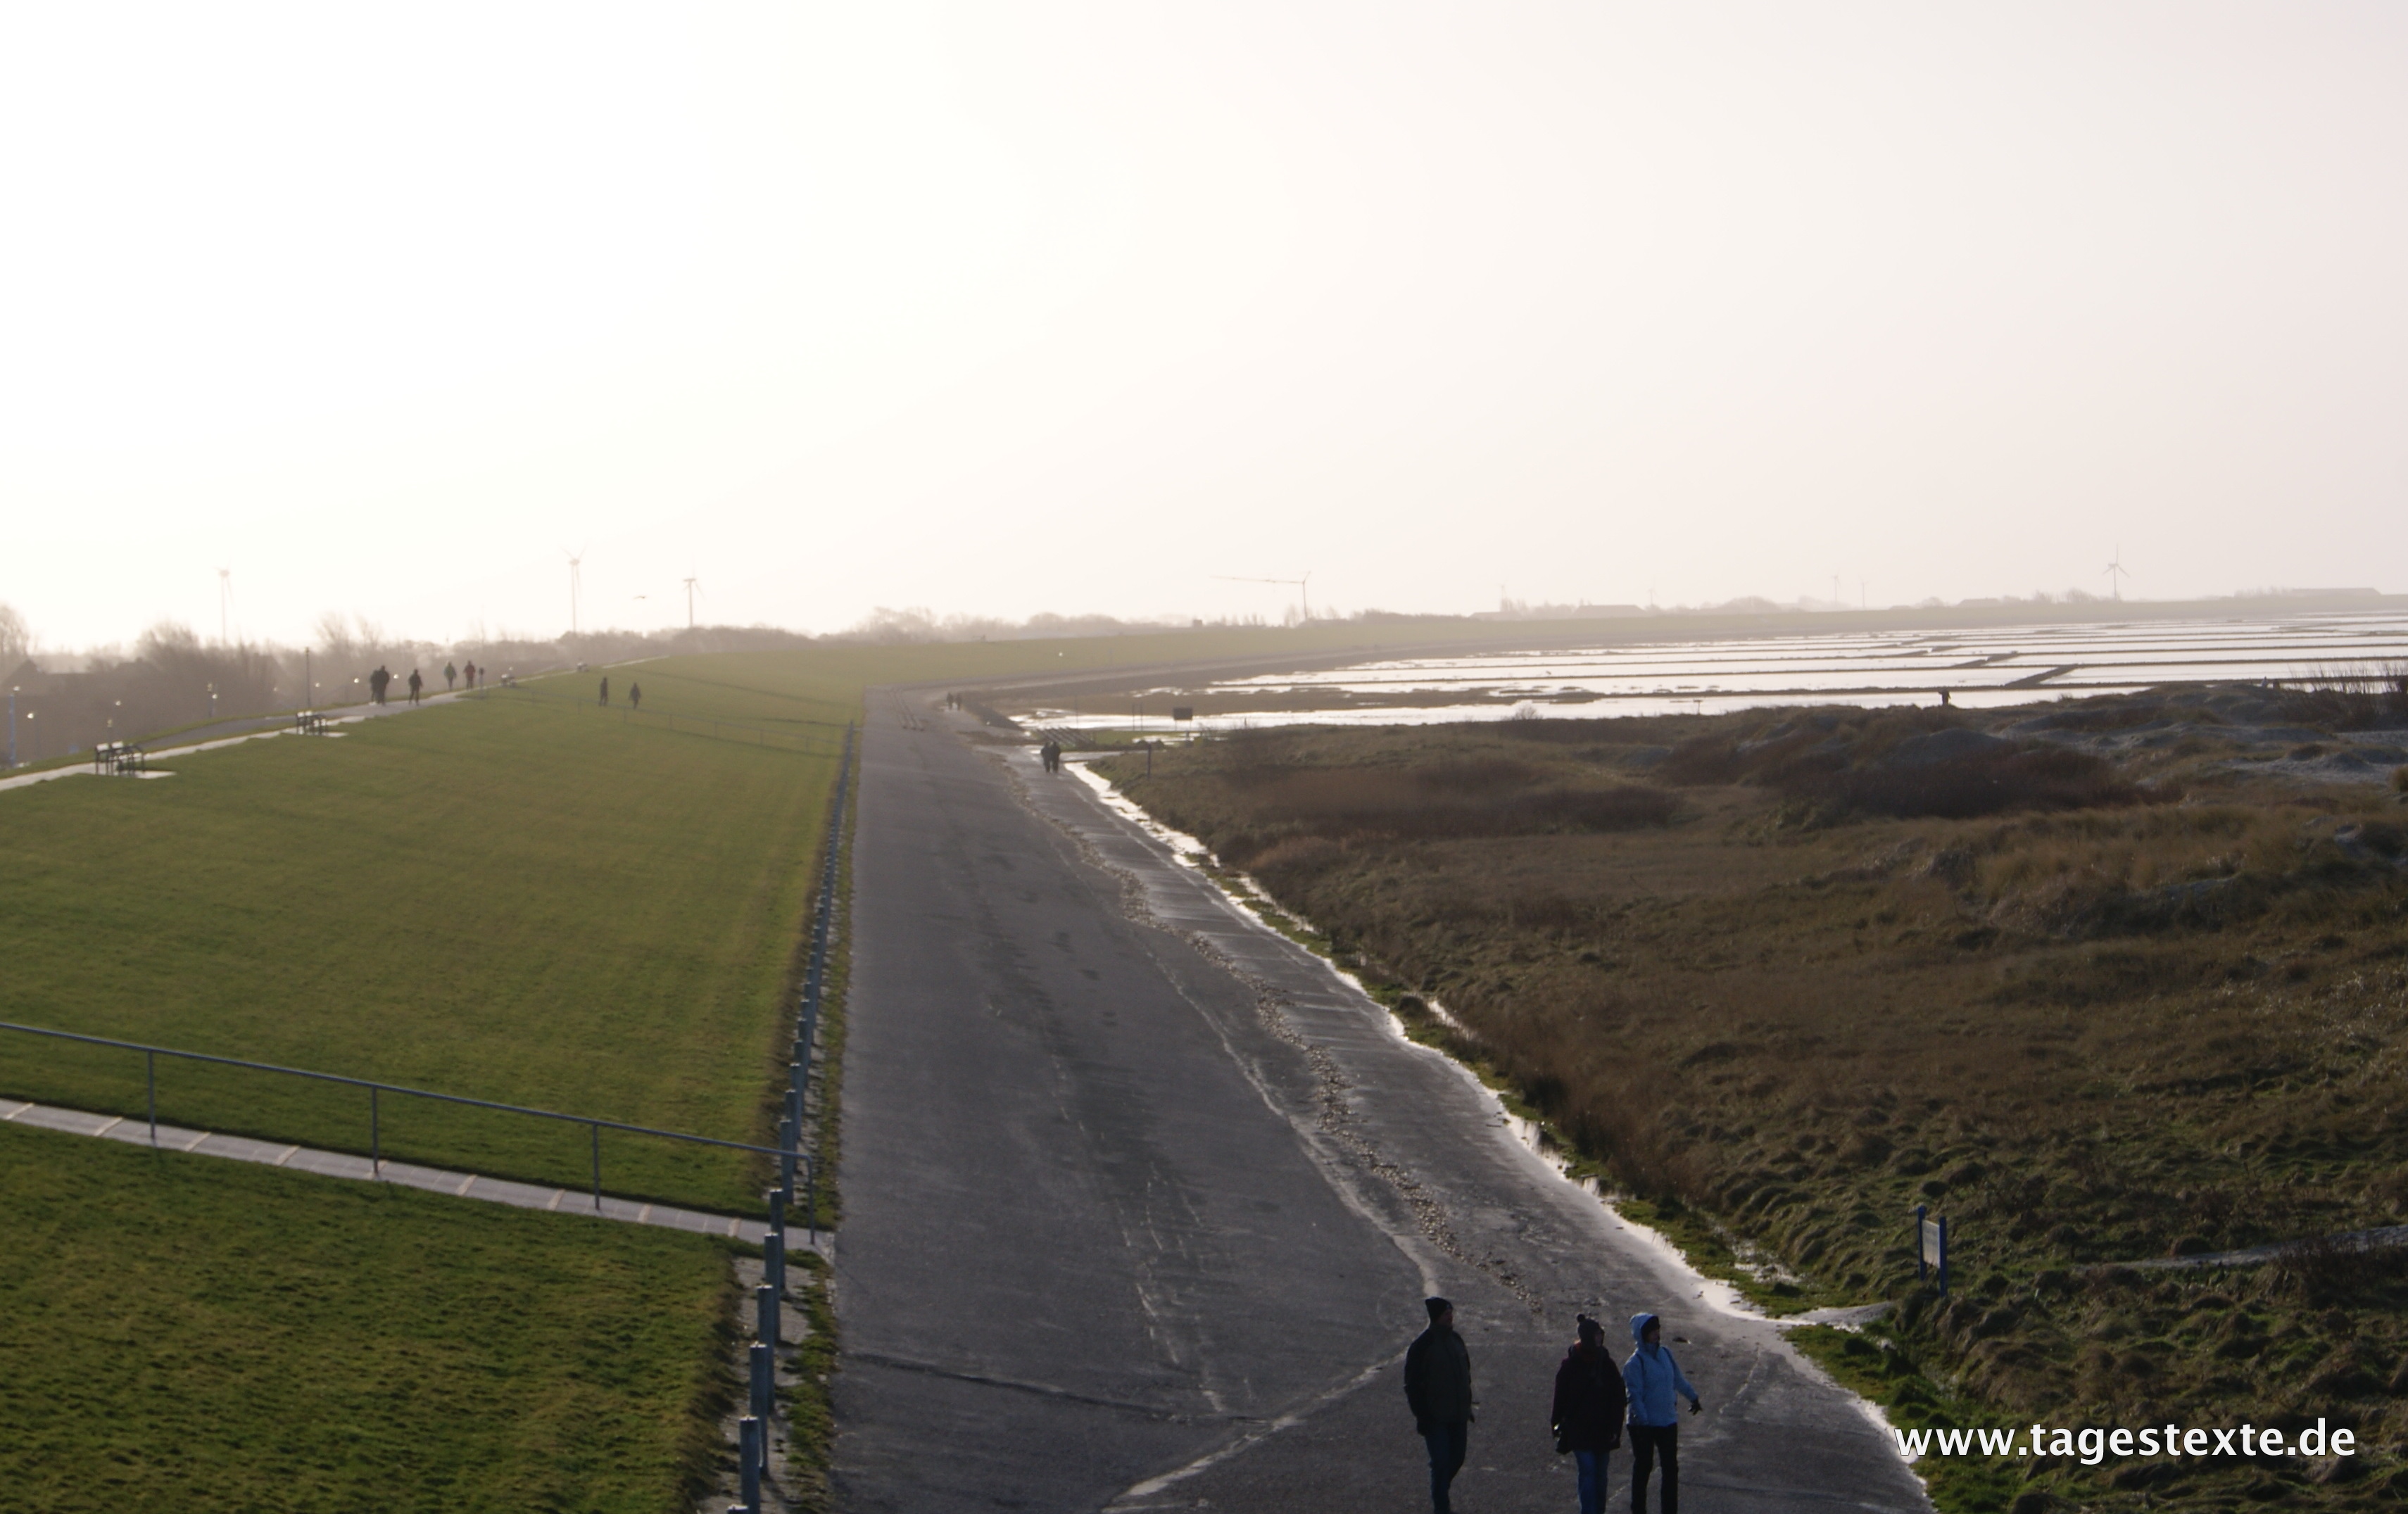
[0,693,831,1209]
[0,1121,731,1514]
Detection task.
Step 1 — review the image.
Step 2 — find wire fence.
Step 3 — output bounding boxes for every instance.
[0,1017,809,1230]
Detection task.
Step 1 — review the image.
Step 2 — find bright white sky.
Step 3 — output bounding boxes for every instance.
[5,2,2405,647]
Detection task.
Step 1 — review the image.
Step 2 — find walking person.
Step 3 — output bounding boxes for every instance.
[1623,1314,1701,1513]
[407,669,423,705]
[1552,1315,1626,1514]
[1404,1297,1474,1513]
[370,664,390,705]
[629,681,641,711]
[443,661,457,690]
[598,675,610,706]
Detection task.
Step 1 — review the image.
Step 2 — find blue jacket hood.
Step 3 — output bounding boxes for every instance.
[1622,1316,1698,1427]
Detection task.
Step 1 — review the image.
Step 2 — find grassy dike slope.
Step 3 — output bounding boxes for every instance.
[1100,714,2408,1512]
[0,691,831,1209]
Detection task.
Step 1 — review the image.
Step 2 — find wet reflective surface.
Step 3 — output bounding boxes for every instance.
[1022,611,2408,728]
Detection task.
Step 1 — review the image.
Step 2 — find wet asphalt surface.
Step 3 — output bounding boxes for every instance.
[832,695,1931,1513]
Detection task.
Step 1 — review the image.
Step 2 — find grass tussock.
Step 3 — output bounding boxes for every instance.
[1103,708,2408,1511]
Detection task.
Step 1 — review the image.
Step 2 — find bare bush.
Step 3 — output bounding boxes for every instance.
[1808,747,2143,820]
[2278,667,2408,731]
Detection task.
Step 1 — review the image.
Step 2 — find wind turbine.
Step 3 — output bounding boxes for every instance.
[564,547,586,635]
[1214,572,1312,622]
[682,576,700,630]
[2103,546,2133,603]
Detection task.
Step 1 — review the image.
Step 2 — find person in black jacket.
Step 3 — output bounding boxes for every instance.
[1404,1296,1475,1513]
[1551,1314,1627,1514]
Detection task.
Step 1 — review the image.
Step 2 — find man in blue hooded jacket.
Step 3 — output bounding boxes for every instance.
[1622,1313,1701,1513]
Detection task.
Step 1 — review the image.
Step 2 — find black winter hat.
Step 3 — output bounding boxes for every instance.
[1425,1297,1452,1322]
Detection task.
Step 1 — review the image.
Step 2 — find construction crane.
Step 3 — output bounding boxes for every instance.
[1214,572,1311,622]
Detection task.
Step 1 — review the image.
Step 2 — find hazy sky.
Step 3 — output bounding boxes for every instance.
[6,2,2405,647]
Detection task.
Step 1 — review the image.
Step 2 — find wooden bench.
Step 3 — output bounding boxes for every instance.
[294,710,331,735]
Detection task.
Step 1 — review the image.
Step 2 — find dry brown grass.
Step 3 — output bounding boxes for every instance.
[1104,710,2408,1502]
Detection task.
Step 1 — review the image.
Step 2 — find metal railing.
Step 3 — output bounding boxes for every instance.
[731,719,854,1513]
[0,1018,814,1237]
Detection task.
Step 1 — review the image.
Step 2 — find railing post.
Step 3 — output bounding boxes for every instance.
[738,1415,762,1513]
[749,1338,773,1422]
[591,1122,602,1211]
[805,1157,817,1249]
[756,1282,778,1358]
[146,1049,157,1147]
[371,1086,380,1177]
[765,1228,785,1299]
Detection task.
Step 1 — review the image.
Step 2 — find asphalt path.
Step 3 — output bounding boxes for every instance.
[834,694,1930,1513]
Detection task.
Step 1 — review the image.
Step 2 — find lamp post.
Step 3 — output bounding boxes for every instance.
[23,709,33,762]
[6,686,15,768]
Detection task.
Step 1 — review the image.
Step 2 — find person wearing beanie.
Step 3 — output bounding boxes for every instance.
[1622,1313,1701,1513]
[1551,1314,1627,1514]
[1404,1296,1475,1513]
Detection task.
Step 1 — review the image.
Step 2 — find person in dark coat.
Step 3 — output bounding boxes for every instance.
[1551,1314,1626,1514]
[370,664,390,705]
[598,675,610,706]
[1404,1296,1475,1513]
[406,668,423,704]
[629,681,641,711]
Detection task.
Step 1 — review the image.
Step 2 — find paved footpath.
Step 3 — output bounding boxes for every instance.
[0,1094,805,1250]
[834,695,1927,1513]
[0,690,470,795]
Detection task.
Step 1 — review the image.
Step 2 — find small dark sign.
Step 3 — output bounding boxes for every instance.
[1171,706,1194,721]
